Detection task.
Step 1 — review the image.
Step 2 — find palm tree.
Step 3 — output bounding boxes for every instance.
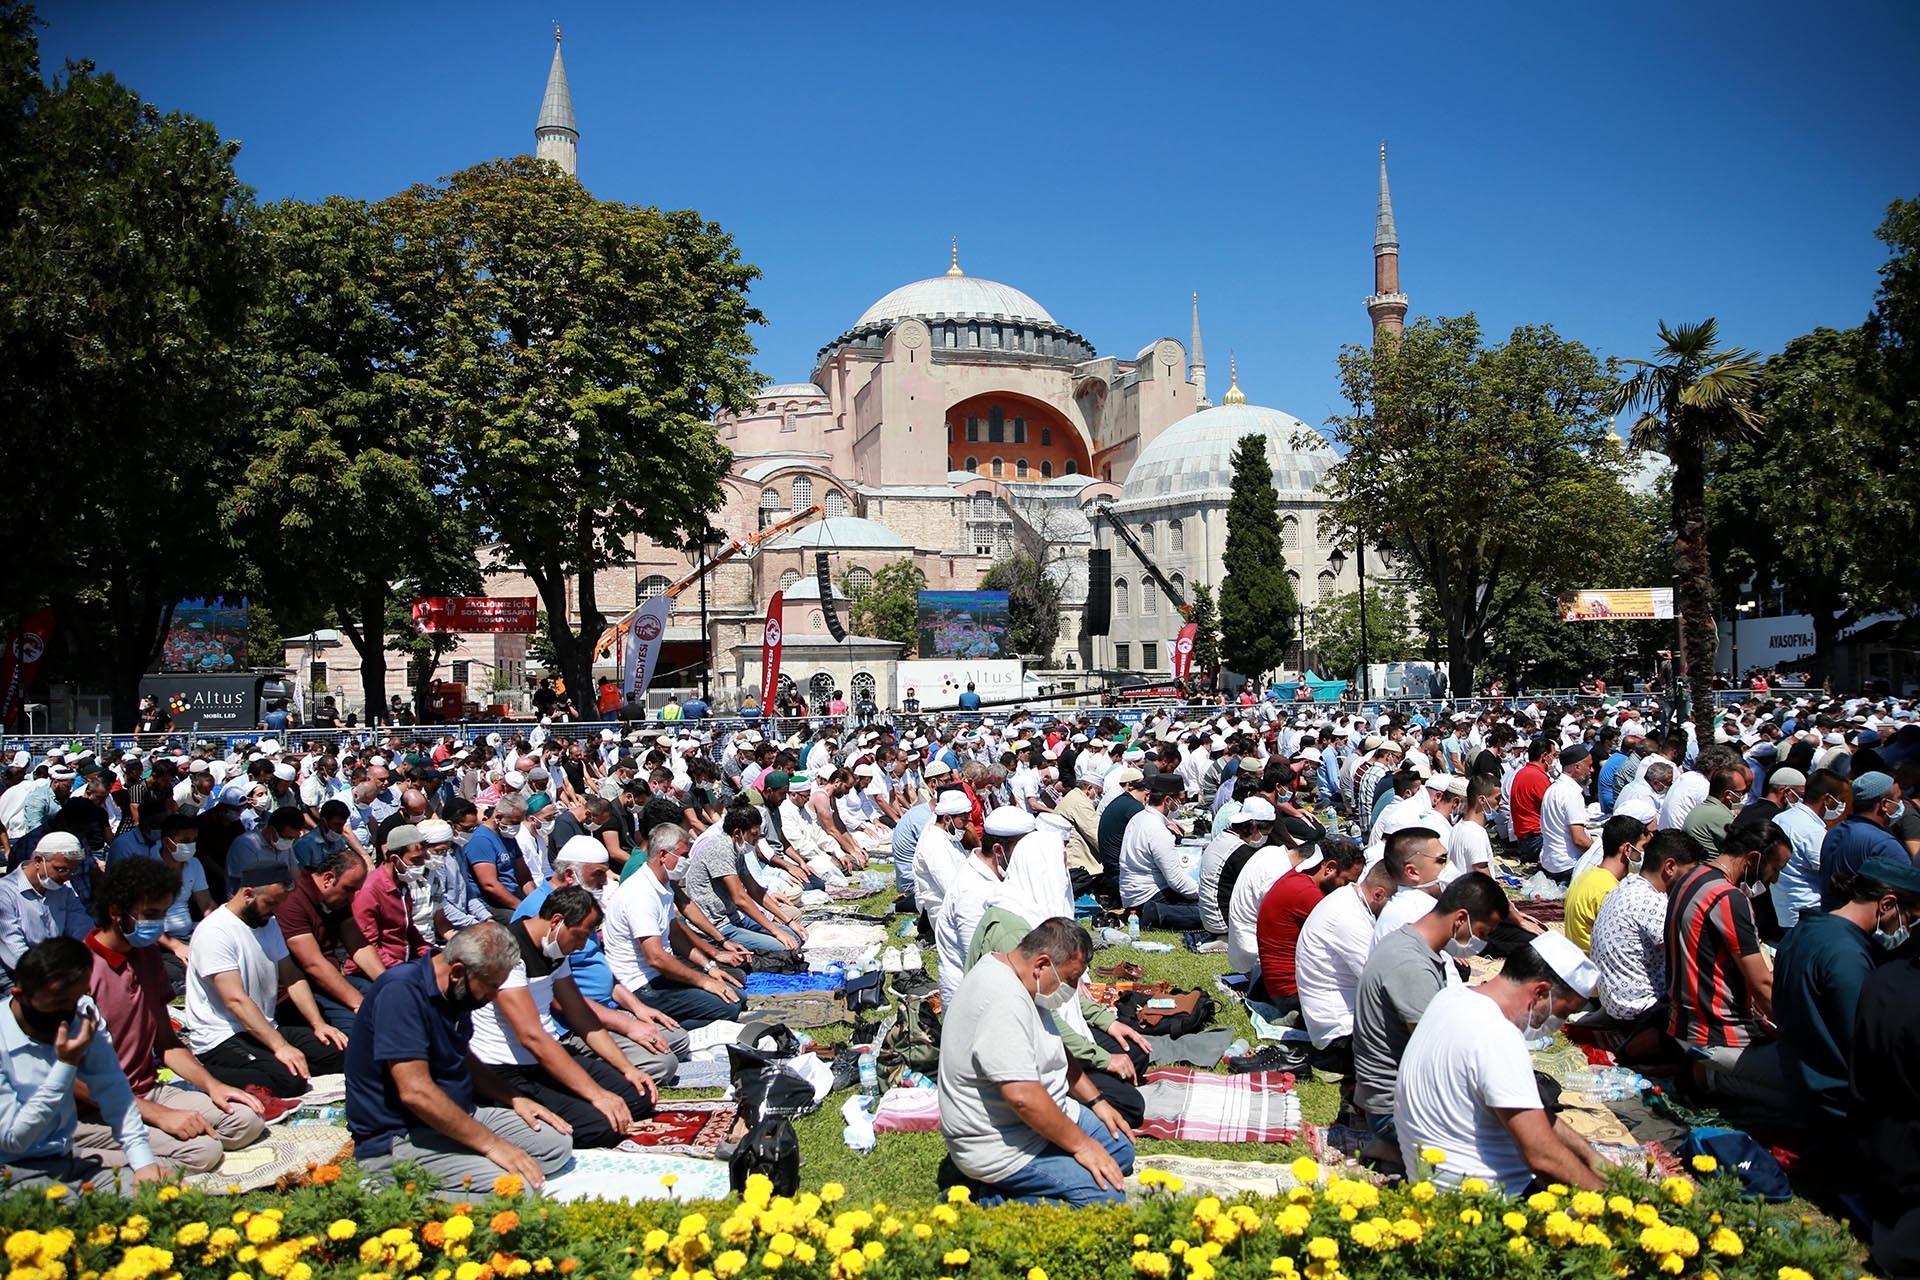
[1605,319,1761,735]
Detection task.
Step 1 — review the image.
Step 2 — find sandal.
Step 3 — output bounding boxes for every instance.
[1097,961,1145,982]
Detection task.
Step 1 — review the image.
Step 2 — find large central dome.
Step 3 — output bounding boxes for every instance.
[855,274,1057,328]
[1124,402,1336,502]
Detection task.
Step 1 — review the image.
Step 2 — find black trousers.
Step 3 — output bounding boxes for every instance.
[494,1053,650,1149]
[199,1026,345,1097]
[1085,1025,1148,1129]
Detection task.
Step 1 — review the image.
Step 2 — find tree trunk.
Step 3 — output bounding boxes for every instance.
[103,563,168,732]
[1810,607,1842,692]
[1669,418,1718,735]
[348,588,388,727]
[527,568,591,711]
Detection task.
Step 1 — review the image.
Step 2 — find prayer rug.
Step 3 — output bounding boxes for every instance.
[618,1103,738,1156]
[1135,1066,1303,1143]
[540,1150,732,1203]
[181,1124,353,1194]
[744,990,846,1030]
[743,971,845,995]
[664,1059,733,1090]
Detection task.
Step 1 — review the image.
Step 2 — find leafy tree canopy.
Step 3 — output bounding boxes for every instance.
[980,556,1063,659]
[840,559,925,649]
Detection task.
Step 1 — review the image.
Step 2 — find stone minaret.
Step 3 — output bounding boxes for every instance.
[534,26,578,177]
[1366,141,1408,341]
[1190,292,1210,407]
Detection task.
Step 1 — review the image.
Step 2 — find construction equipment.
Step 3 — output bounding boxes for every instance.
[594,504,822,660]
[1097,505,1188,615]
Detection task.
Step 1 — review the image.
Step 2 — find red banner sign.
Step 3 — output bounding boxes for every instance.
[410,597,538,634]
[0,608,57,726]
[1170,621,1200,683]
[760,592,784,718]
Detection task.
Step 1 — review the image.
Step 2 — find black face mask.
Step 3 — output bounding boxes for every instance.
[444,976,484,1016]
[16,1001,76,1041]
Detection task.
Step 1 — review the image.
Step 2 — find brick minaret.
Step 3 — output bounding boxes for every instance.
[1366,142,1407,342]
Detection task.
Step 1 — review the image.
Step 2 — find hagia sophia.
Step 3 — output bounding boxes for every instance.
[456,33,1410,709]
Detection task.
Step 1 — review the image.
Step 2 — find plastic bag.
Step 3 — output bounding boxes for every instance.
[727,1025,829,1125]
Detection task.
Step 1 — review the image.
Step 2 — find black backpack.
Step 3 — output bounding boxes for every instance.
[729,1115,801,1198]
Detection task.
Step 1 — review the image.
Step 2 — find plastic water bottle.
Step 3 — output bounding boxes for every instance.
[1226,1037,1251,1060]
[846,959,864,980]
[858,1048,879,1097]
[1127,912,1141,942]
[794,1031,817,1054]
[901,1069,935,1090]
[902,943,923,971]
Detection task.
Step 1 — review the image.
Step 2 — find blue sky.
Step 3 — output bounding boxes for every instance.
[38,1,1920,432]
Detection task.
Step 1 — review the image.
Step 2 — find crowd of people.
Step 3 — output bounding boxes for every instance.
[0,690,1915,1270]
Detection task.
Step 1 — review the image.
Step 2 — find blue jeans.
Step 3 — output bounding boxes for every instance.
[979,1105,1135,1207]
[640,976,747,1030]
[722,917,800,954]
[1134,890,1204,933]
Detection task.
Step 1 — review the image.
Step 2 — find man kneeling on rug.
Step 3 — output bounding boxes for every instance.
[346,921,573,1193]
[938,917,1135,1206]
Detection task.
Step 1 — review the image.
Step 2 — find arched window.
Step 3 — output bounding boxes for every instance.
[779,569,801,590]
[1317,569,1337,602]
[966,416,980,442]
[1280,515,1299,551]
[1066,460,1079,475]
[989,407,1005,443]
[1015,459,1029,479]
[781,413,797,433]
[1041,426,1052,446]
[760,487,780,510]
[965,455,978,472]
[1287,570,1302,600]
[1139,523,1155,554]
[638,575,671,600]
[1115,579,1130,616]
[1040,461,1053,479]
[991,458,1004,478]
[824,490,848,518]
[971,493,995,519]
[1170,572,1185,598]
[807,671,836,710]
[847,566,874,592]
[1317,517,1335,548]
[791,476,814,507]
[1013,418,1027,444]
[851,671,876,704]
[1168,520,1184,553]
[1141,578,1157,614]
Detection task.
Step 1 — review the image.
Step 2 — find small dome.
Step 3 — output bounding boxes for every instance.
[856,275,1056,329]
[1123,402,1335,502]
[772,516,910,551]
[757,383,827,400]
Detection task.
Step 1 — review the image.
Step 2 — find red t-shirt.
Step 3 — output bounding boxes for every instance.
[1255,871,1327,1000]
[1510,762,1552,838]
[85,932,170,1096]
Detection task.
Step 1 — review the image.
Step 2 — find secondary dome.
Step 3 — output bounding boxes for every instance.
[856,275,1056,329]
[1123,402,1336,502]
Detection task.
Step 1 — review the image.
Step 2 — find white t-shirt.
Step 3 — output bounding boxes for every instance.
[1659,770,1709,834]
[1197,830,1244,936]
[164,854,210,938]
[1393,984,1543,1193]
[1372,883,1440,942]
[1294,882,1380,1049]
[936,954,1076,1183]
[912,822,966,922]
[604,866,674,989]
[935,856,1004,1009]
[469,949,573,1067]
[1226,846,1293,975]
[1008,767,1043,812]
[1448,819,1493,878]
[183,907,290,1055]
[1538,776,1588,875]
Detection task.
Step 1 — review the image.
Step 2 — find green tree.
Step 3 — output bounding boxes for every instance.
[1307,587,1414,680]
[1605,320,1762,730]
[232,195,479,722]
[840,559,925,648]
[0,5,257,727]
[1185,582,1221,683]
[980,555,1062,658]
[1325,315,1618,699]
[381,157,762,698]
[1218,433,1297,681]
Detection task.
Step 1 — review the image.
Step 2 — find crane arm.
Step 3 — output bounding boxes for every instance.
[1098,506,1188,614]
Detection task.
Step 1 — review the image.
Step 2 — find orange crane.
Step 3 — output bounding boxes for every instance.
[593,504,822,660]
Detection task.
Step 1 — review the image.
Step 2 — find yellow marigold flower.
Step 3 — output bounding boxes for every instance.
[121,1215,151,1244]
[1507,1237,1532,1255]
[818,1183,845,1205]
[945,1186,969,1204]
[862,1242,884,1262]
[1276,1205,1312,1237]
[881,1218,902,1237]
[1691,1154,1718,1174]
[931,1206,958,1227]
[793,1243,817,1266]
[677,1214,709,1240]
[1290,1157,1319,1184]
[5,1231,43,1263]
[1029,1270,1048,1280]
[1608,1194,1635,1217]
[942,1248,970,1266]
[1169,1240,1188,1255]
[1163,1175,1186,1192]
[1393,1218,1424,1243]
[1129,1251,1171,1278]
[832,1249,864,1277]
[328,1221,358,1242]
[1419,1147,1446,1166]
[455,1264,485,1280]
[1777,1269,1815,1280]
[289,1263,313,1280]
[210,1226,241,1251]
[1460,1176,1489,1196]
[1660,1256,1685,1275]
[443,1216,476,1245]
[1502,1212,1528,1233]
[1287,1186,1315,1205]
[246,1216,281,1245]
[239,1246,258,1263]
[1134,1234,1151,1247]
[1192,1195,1222,1222]
[1207,1218,1239,1247]
[1709,1228,1743,1257]
[1459,1209,1483,1226]
[912,1225,933,1241]
[1570,1191,1605,1218]
[643,1229,671,1254]
[157,1185,181,1201]
[1408,1181,1435,1203]
[44,1184,69,1201]
[713,1250,748,1279]
[1636,1202,1665,1226]
[1339,1205,1358,1222]
[743,1174,774,1208]
[1349,1222,1383,1251]
[719,1217,754,1245]
[1305,1237,1338,1261]
[1526,1190,1558,1214]
[760,1254,783,1271]
[1662,1177,1695,1207]
[1268,1260,1297,1276]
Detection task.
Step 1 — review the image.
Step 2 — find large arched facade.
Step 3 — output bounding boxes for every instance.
[945,390,1090,481]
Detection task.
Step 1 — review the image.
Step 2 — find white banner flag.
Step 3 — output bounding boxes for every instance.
[623,595,672,699]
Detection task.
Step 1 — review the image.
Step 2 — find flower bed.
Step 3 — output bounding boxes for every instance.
[0,1156,1861,1280]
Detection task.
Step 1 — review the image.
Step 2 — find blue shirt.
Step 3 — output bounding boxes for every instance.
[681,697,708,720]
[957,691,981,710]
[890,802,934,892]
[1598,751,1629,810]
[0,993,154,1167]
[345,956,475,1159]
[1773,911,1875,1126]
[512,882,615,1009]
[1818,817,1904,909]
[463,824,520,898]
[291,828,347,869]
[107,828,162,865]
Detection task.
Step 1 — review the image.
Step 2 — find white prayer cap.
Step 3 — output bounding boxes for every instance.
[1233,797,1278,825]
[417,818,455,845]
[555,834,609,865]
[1530,932,1601,999]
[982,805,1036,838]
[935,790,972,817]
[273,762,297,782]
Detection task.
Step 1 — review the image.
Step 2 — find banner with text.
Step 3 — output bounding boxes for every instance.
[623,596,671,699]
[1557,588,1675,622]
[0,609,56,726]
[411,597,539,634]
[894,659,1024,709]
[760,593,785,718]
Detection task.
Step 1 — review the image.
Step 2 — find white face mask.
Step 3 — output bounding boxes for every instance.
[1445,921,1487,960]
[667,856,689,884]
[1521,997,1563,1039]
[170,840,197,863]
[1034,964,1075,1012]
[1821,798,1845,822]
[269,835,296,853]
[540,932,568,962]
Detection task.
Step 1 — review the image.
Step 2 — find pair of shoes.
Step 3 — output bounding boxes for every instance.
[1097,961,1145,981]
[1226,1044,1311,1075]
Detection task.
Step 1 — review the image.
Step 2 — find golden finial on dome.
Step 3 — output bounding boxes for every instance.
[946,237,963,277]
[1223,351,1247,405]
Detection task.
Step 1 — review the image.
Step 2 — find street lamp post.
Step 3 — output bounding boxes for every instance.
[1328,540,1369,701]
[1732,599,1756,686]
[692,526,727,702]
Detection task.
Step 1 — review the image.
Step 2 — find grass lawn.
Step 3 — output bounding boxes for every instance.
[662,892,1333,1206]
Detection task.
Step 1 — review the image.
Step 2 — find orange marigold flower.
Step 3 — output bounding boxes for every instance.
[423,1223,448,1248]
[309,1164,343,1186]
[558,1261,579,1275]
[490,1213,520,1237]
[493,1175,525,1198]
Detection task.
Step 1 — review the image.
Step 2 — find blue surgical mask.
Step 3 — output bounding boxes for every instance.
[129,919,167,948]
[1889,801,1907,825]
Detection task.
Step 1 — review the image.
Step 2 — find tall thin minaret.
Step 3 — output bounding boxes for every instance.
[534,26,578,177]
[1190,292,1210,407]
[1366,141,1407,341]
